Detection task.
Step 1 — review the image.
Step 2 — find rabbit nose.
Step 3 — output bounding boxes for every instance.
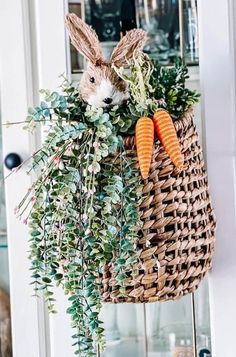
[103,97,112,104]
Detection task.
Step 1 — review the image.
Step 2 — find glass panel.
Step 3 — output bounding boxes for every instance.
[101,304,145,357]
[136,0,180,64]
[68,0,199,73]
[185,66,202,143]
[183,0,199,64]
[146,295,194,356]
[84,0,135,41]
[100,287,212,356]
[69,0,137,73]
[195,280,212,356]
[136,0,199,65]
[68,1,85,73]
[0,236,10,292]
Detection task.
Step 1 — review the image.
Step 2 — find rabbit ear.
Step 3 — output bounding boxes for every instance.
[110,29,148,67]
[65,13,104,65]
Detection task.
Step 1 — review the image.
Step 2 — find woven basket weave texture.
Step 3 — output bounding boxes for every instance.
[101,109,216,303]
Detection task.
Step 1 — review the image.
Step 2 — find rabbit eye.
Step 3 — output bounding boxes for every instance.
[90,77,95,83]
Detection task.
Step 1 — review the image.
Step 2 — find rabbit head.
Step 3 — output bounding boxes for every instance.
[65,13,147,108]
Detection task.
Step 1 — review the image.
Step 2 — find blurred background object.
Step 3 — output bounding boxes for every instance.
[0,289,12,357]
[69,0,199,72]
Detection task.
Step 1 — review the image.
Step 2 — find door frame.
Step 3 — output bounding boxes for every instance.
[198,0,236,356]
[0,0,49,356]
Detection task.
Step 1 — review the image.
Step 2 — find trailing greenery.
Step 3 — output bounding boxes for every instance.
[14,56,199,356]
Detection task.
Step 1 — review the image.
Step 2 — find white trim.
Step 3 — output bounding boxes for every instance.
[0,0,48,356]
[198,0,236,356]
[33,2,75,356]
[34,0,69,90]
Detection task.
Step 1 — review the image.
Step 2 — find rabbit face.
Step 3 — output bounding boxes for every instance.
[65,13,147,108]
[80,64,129,108]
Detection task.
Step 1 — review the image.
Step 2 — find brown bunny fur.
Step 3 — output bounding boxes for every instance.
[65,13,147,108]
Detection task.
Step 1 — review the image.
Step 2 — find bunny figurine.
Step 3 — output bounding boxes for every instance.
[65,13,147,108]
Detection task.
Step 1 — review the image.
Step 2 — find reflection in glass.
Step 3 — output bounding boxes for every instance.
[85,0,122,42]
[136,0,180,64]
[99,280,212,356]
[68,2,85,72]
[183,0,199,63]
[86,0,136,59]
[100,304,121,344]
[135,0,199,65]
[147,295,194,355]
[69,0,137,72]
[69,0,199,73]
[101,304,145,357]
[195,280,212,356]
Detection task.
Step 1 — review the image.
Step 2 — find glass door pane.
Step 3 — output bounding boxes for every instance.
[101,304,146,357]
[68,1,85,73]
[182,0,199,64]
[136,0,199,65]
[100,285,212,356]
[146,295,194,356]
[195,280,212,355]
[68,0,137,74]
[136,0,180,64]
[68,0,199,75]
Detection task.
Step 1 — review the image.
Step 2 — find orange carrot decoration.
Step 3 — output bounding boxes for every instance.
[135,117,154,179]
[153,110,184,170]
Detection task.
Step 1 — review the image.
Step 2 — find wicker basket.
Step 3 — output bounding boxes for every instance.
[101,109,216,303]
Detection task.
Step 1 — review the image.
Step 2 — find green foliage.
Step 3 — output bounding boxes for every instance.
[112,55,199,135]
[17,80,141,356]
[15,57,199,356]
[113,53,154,110]
[150,58,200,118]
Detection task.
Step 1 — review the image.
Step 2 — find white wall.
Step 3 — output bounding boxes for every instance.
[198,0,236,356]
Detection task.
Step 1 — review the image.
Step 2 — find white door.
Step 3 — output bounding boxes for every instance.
[0,1,50,356]
[1,1,236,357]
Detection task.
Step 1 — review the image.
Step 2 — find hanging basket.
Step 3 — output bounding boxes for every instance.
[101,109,216,303]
